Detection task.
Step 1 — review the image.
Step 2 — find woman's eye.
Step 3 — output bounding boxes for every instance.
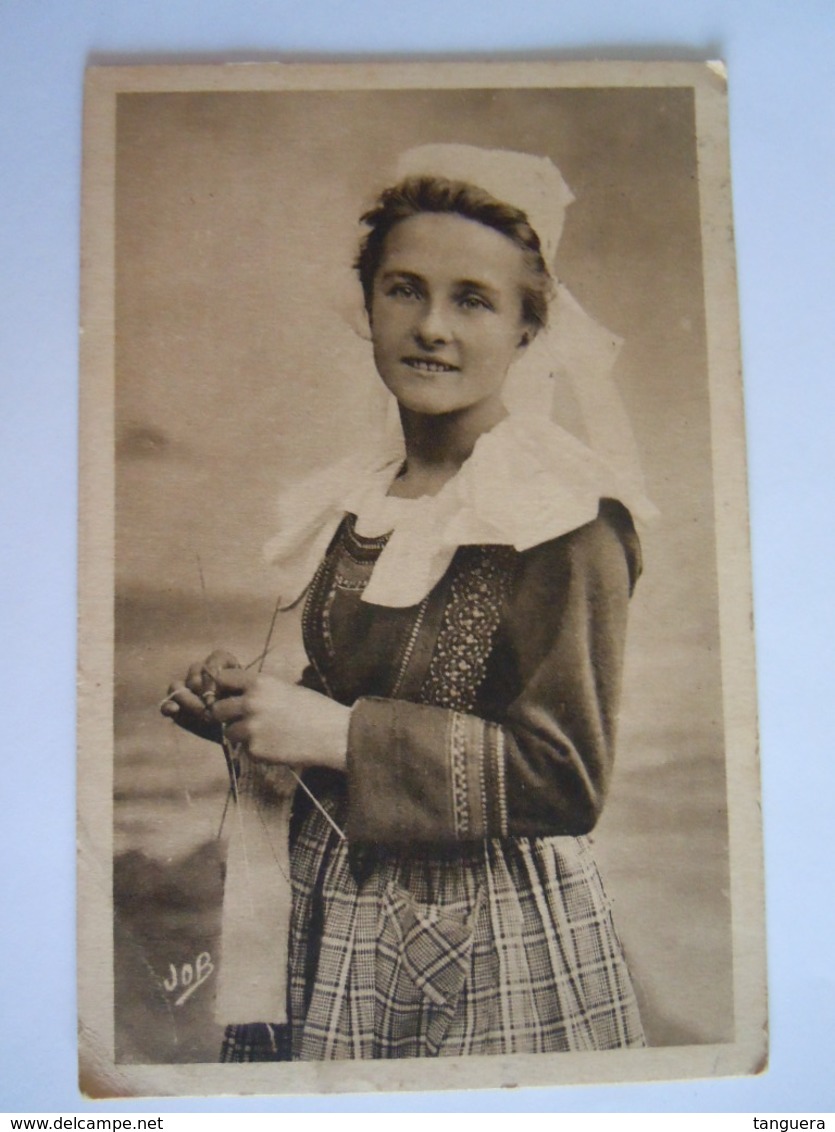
[387,282,420,300]
[459,293,492,312]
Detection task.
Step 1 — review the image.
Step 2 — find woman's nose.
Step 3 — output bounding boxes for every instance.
[414,301,452,347]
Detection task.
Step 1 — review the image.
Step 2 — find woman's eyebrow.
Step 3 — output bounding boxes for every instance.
[379,269,424,285]
[455,278,502,300]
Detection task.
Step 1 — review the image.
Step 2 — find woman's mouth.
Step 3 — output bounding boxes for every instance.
[402,356,459,373]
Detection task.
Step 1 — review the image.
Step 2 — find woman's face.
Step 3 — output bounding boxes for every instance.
[369,212,531,418]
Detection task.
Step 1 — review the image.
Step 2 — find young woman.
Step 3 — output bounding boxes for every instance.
[163,144,651,1060]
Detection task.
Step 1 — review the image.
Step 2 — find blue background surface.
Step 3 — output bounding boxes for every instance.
[1,0,833,1113]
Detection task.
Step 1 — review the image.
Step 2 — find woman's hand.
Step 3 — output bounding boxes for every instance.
[211,668,350,773]
[160,648,242,743]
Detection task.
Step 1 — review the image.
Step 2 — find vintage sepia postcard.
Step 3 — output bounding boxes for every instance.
[78,59,765,1097]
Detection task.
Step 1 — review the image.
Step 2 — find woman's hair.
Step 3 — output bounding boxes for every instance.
[355,175,553,333]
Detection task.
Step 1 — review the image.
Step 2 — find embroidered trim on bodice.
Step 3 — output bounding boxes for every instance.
[340,513,390,559]
[302,520,517,711]
[417,546,517,712]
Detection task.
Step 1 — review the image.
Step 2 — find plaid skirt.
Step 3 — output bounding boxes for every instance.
[223,803,644,1061]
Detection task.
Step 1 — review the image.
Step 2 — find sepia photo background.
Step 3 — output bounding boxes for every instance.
[113,86,730,1062]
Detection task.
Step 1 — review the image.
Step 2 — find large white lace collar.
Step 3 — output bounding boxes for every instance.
[264,414,653,609]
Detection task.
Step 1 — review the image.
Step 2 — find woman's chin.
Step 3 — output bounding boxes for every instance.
[390,389,463,417]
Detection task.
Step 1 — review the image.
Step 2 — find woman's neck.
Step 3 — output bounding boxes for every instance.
[390,398,507,499]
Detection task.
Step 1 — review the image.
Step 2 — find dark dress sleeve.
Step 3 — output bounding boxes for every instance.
[344,501,641,845]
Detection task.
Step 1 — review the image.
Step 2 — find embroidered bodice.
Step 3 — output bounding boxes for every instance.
[295,501,641,847]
